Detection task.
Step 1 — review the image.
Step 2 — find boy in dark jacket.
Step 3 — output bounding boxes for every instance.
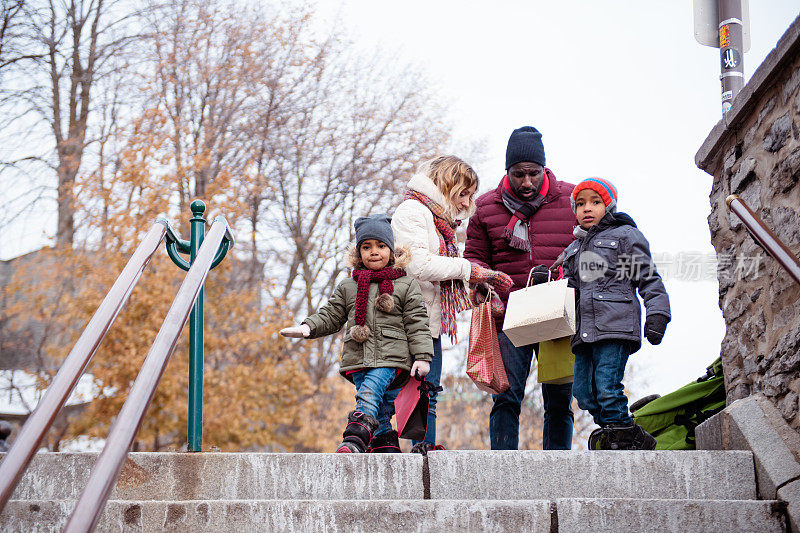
[562,178,670,450]
[280,214,434,453]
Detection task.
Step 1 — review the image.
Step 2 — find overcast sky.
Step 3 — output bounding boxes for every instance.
[313,1,800,396]
[4,2,798,398]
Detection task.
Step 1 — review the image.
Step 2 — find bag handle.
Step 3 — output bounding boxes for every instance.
[526,267,552,288]
[479,286,495,305]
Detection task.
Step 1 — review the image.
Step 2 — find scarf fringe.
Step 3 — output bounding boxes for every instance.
[440,280,472,343]
[509,234,531,252]
[503,226,531,252]
[406,189,471,342]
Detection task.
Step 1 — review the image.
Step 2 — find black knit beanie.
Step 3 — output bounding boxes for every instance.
[505,126,546,170]
[354,213,395,252]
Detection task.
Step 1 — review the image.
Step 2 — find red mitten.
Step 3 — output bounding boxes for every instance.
[488,296,505,318]
[469,264,514,292]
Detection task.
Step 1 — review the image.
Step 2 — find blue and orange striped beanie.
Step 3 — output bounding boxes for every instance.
[570,178,618,213]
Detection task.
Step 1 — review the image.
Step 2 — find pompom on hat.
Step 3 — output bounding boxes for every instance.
[570,178,618,214]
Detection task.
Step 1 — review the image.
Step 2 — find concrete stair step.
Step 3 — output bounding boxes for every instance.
[0,498,785,532]
[555,498,787,533]
[428,450,757,500]
[8,450,757,501]
[8,452,423,501]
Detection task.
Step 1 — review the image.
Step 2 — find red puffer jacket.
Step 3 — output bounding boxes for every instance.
[464,169,577,322]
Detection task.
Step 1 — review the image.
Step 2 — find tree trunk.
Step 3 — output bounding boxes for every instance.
[55,137,82,245]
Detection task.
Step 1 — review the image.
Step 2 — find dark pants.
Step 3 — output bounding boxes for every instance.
[490,331,574,450]
[573,340,633,426]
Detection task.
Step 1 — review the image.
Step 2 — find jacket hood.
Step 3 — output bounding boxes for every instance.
[406,173,474,221]
[601,211,637,228]
[574,211,637,240]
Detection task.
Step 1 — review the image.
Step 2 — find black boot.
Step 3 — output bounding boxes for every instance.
[587,427,606,450]
[410,442,446,455]
[592,423,657,450]
[368,430,401,453]
[619,424,657,450]
[336,411,379,453]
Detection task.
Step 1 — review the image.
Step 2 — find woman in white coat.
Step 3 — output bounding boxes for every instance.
[392,155,514,453]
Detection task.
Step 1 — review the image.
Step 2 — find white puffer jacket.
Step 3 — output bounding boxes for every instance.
[392,174,473,338]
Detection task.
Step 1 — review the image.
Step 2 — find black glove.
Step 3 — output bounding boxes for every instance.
[644,314,669,345]
[529,265,551,286]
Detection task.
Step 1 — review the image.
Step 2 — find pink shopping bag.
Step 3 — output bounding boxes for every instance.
[394,375,438,440]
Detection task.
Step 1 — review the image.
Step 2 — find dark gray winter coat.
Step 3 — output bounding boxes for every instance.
[562,212,670,353]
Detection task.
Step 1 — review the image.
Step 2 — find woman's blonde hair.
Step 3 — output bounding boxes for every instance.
[420,155,479,220]
[347,244,411,270]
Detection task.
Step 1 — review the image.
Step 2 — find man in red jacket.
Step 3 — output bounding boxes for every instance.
[465,126,576,450]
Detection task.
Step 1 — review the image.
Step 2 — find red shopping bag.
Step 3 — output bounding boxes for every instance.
[395,374,438,440]
[467,289,510,394]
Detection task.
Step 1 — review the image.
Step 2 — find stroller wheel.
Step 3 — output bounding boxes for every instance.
[630,394,661,413]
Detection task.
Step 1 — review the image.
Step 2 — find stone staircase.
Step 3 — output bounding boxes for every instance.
[0,450,788,532]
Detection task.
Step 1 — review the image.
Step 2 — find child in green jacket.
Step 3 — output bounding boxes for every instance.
[280,214,434,453]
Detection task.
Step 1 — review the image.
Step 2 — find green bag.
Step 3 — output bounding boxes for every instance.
[537,337,575,385]
[632,357,726,450]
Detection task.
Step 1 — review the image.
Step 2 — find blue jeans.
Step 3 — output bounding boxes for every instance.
[573,340,633,426]
[412,336,442,446]
[351,367,400,437]
[490,331,574,450]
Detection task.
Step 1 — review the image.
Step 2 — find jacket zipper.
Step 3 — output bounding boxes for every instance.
[528,193,556,270]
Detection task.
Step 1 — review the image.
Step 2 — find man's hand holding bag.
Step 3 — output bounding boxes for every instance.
[502,266,576,348]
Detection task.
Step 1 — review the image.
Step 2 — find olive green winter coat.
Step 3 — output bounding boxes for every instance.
[302,275,434,387]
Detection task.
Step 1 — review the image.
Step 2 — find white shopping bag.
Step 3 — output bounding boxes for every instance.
[502,269,576,347]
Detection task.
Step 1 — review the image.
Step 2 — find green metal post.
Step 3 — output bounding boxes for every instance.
[187,200,205,451]
[164,200,233,452]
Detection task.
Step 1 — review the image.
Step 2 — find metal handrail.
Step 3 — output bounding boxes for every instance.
[726,195,800,285]
[0,220,169,511]
[64,217,233,533]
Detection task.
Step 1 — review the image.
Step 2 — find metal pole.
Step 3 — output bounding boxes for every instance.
[188,199,205,452]
[727,195,800,286]
[165,201,233,453]
[0,221,167,511]
[718,0,744,113]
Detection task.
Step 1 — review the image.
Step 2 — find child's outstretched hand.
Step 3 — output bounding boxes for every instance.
[280,324,310,338]
[644,314,669,345]
[410,360,430,379]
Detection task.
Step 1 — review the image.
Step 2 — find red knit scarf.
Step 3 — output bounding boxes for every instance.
[404,189,472,342]
[351,267,405,326]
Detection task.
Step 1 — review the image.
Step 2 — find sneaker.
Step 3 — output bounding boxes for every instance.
[410,442,446,455]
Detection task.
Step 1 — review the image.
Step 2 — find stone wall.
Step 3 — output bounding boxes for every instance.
[696,16,800,433]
